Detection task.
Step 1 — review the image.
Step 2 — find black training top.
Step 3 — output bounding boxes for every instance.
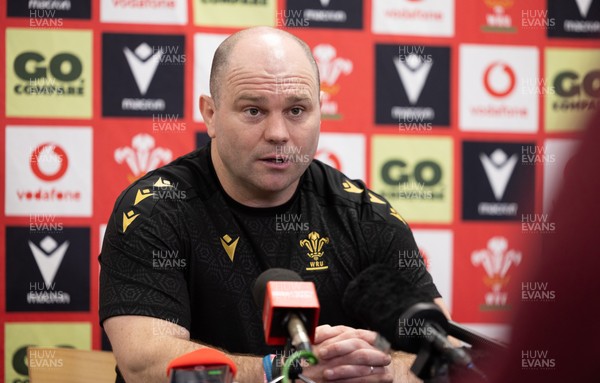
[99,143,440,378]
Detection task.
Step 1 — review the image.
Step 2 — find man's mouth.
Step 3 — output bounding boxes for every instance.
[262,156,290,164]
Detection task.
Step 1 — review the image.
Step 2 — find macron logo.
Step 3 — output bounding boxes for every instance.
[480,149,518,201]
[393,54,433,105]
[28,236,70,287]
[123,42,162,96]
[575,0,593,18]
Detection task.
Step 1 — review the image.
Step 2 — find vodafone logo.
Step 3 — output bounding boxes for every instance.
[6,126,92,216]
[483,62,516,98]
[315,149,342,171]
[459,45,538,132]
[100,0,187,25]
[30,144,68,182]
[372,0,454,37]
[17,142,79,202]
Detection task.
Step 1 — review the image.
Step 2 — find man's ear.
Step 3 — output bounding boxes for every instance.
[199,95,217,138]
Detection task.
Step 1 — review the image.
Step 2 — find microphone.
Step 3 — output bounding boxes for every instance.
[166,348,237,383]
[342,264,460,352]
[342,264,487,380]
[252,268,320,352]
[447,321,507,352]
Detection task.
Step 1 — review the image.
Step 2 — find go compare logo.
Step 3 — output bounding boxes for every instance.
[13,52,84,95]
[380,159,443,200]
[545,48,600,132]
[371,136,453,224]
[6,28,92,118]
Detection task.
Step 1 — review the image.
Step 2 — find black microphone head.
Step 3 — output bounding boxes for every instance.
[342,264,433,324]
[342,264,442,353]
[252,268,303,311]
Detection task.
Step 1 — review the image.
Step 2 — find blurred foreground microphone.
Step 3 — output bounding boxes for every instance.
[253,268,320,352]
[166,348,237,383]
[342,264,481,380]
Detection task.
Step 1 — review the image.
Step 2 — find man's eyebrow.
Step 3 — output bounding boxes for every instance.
[284,95,313,103]
[234,94,314,104]
[235,94,268,103]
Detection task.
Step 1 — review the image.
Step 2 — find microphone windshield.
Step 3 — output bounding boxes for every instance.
[252,268,302,311]
[253,268,320,346]
[342,264,437,352]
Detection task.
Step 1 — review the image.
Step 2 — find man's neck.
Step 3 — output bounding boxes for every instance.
[209,145,299,208]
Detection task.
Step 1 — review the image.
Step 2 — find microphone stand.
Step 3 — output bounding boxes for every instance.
[269,339,316,383]
[411,339,451,383]
[401,304,489,383]
[411,337,491,383]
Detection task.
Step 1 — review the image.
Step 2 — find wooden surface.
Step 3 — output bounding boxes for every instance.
[28,347,117,383]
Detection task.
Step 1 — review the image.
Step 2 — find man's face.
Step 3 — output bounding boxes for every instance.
[202,33,321,206]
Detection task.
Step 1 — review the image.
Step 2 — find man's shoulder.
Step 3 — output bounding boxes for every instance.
[110,146,216,235]
[304,160,409,227]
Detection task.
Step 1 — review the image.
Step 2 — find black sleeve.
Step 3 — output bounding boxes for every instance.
[359,189,441,300]
[99,177,192,330]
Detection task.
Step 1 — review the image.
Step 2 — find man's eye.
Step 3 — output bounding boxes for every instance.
[290,107,303,116]
[245,108,260,116]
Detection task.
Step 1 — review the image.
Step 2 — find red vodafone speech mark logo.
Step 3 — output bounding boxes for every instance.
[30,143,69,181]
[483,62,516,98]
[315,149,342,171]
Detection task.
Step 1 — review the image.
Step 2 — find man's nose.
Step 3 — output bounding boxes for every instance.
[263,113,290,144]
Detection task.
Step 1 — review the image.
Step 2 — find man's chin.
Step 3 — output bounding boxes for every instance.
[257,182,294,194]
[253,177,299,197]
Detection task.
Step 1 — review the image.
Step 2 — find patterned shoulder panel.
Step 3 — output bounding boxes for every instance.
[308,160,409,227]
[113,172,196,235]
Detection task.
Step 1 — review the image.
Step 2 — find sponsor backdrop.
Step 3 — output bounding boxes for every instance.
[1,0,597,380]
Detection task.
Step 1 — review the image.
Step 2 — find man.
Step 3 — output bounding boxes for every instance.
[100,27,447,383]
